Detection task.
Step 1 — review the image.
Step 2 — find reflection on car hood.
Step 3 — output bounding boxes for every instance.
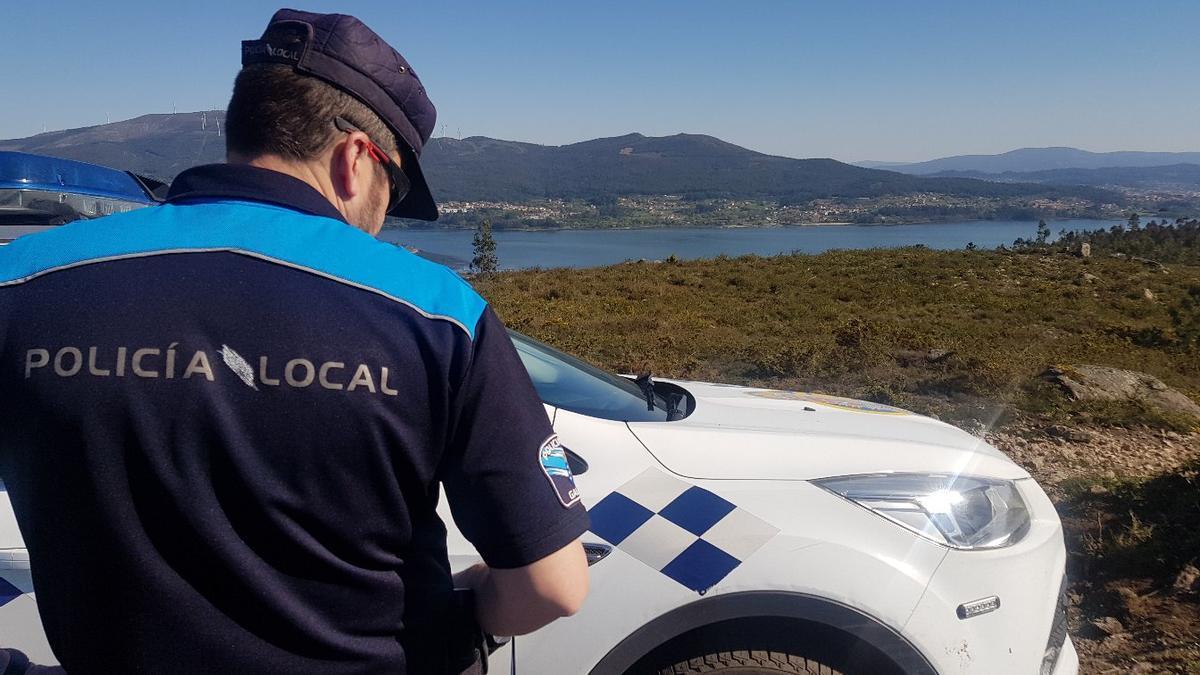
[627,380,1027,481]
[0,483,23,550]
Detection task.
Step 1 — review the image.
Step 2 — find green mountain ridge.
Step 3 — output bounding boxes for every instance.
[419,131,1116,204]
[0,112,1118,206]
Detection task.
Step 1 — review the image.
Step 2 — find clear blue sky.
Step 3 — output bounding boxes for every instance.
[2,0,1197,162]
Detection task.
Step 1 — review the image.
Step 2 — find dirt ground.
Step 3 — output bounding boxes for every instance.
[989,421,1200,674]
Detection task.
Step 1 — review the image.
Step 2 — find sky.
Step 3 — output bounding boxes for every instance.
[1,0,1198,162]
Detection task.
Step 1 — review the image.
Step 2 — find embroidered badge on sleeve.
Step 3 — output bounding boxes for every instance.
[539,435,581,508]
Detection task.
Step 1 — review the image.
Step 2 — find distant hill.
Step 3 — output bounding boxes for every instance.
[0,113,1116,205]
[852,160,912,170]
[928,163,1200,189]
[0,112,228,179]
[419,132,1113,203]
[868,147,1200,175]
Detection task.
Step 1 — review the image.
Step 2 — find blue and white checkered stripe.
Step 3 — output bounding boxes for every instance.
[588,469,779,592]
[0,550,32,607]
[0,577,19,608]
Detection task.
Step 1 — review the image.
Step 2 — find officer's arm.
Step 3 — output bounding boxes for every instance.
[455,538,588,636]
[442,307,592,636]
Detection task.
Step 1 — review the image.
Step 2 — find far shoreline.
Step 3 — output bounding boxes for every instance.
[384,215,1129,234]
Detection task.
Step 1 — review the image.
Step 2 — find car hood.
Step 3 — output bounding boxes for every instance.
[627,381,1028,481]
[0,483,23,550]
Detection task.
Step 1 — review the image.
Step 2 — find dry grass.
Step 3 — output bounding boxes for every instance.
[477,248,1200,430]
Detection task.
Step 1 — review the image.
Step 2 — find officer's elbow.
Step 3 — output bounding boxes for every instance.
[527,543,589,619]
[483,540,590,634]
[544,569,589,618]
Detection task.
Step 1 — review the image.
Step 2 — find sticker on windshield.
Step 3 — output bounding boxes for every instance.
[539,435,581,508]
[748,390,910,415]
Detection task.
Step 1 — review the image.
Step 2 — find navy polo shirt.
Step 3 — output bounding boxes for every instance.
[0,165,588,673]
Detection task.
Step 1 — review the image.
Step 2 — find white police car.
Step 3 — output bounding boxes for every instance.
[452,332,1073,675]
[0,326,1075,675]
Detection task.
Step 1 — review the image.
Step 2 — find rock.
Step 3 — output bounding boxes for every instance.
[1080,272,1099,284]
[1042,364,1200,420]
[1046,424,1094,443]
[1115,586,1140,602]
[1080,242,1092,258]
[893,349,955,367]
[1130,256,1169,272]
[1143,288,1156,301]
[1090,616,1126,637]
[1172,565,1200,594]
[1088,484,1109,495]
[925,349,954,363]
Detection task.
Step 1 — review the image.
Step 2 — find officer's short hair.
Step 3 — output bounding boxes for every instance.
[226,64,398,161]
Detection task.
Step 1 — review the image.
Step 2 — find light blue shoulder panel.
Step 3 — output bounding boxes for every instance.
[0,200,488,338]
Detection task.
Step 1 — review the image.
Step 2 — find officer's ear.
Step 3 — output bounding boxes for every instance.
[329,131,377,202]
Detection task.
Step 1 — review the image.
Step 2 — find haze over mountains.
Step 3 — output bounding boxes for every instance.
[857,147,1200,175]
[926,164,1200,189]
[6,111,1192,205]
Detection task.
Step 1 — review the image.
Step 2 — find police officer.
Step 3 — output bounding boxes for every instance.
[0,9,589,674]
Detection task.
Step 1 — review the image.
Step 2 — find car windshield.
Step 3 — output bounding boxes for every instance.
[508,330,673,422]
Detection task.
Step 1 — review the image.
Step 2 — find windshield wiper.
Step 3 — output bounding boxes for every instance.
[634,373,656,412]
[665,393,684,421]
[635,372,686,421]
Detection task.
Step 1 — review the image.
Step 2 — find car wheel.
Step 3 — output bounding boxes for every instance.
[656,649,844,675]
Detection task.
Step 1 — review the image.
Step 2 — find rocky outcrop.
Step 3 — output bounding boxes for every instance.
[1042,364,1200,420]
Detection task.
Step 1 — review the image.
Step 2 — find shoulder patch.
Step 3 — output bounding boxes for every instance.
[538,435,581,508]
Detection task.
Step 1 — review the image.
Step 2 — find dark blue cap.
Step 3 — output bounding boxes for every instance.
[242,9,439,220]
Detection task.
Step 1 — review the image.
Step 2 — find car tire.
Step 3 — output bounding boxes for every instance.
[656,649,844,675]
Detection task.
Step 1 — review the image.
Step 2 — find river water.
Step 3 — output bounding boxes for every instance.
[379,218,1119,271]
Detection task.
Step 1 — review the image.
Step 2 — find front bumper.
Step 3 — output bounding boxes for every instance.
[901,478,1077,674]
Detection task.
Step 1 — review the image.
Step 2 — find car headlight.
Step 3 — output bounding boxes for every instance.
[813,473,1031,550]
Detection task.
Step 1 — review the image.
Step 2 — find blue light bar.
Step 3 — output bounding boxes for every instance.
[0,152,155,204]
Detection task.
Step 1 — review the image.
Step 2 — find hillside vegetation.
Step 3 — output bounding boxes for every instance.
[477,246,1200,432]
[1056,217,1200,265]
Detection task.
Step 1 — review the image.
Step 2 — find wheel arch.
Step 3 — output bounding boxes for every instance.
[587,591,937,675]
